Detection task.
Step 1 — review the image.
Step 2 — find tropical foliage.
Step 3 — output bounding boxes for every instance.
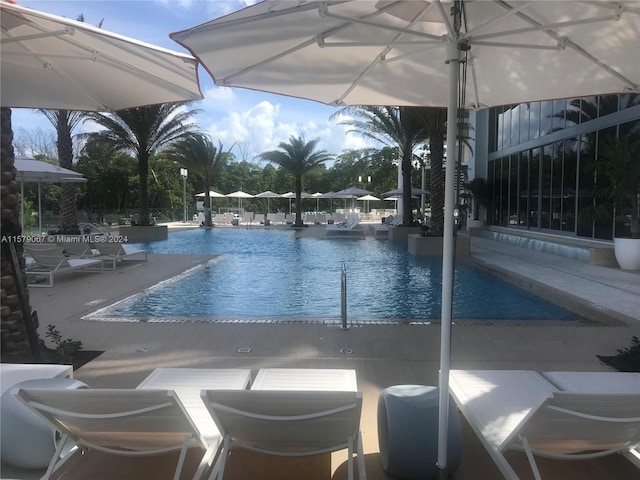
[333,106,427,226]
[165,133,233,227]
[259,136,333,226]
[84,103,200,226]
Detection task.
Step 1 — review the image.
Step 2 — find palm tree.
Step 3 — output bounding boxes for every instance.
[259,136,332,226]
[333,106,427,226]
[412,108,448,235]
[37,109,85,234]
[84,103,199,226]
[165,133,233,228]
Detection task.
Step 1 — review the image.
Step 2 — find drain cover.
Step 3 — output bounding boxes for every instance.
[340,348,354,355]
[136,347,149,353]
[237,347,252,354]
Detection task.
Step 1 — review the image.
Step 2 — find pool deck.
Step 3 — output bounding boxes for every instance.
[3,224,640,480]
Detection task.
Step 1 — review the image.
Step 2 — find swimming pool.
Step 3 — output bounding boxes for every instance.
[91,228,579,323]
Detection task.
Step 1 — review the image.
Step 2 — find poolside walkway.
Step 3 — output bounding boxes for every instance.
[3,228,640,480]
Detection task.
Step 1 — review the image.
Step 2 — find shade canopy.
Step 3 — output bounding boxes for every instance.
[15,157,86,183]
[357,194,380,201]
[255,190,281,198]
[171,1,640,474]
[383,187,427,197]
[1,1,202,111]
[226,191,254,198]
[195,190,225,198]
[15,156,86,234]
[333,187,373,198]
[171,1,638,109]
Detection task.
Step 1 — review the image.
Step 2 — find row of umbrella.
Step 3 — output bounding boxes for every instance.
[195,187,428,213]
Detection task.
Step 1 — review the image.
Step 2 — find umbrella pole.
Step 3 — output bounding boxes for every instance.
[437,39,461,479]
[20,181,24,234]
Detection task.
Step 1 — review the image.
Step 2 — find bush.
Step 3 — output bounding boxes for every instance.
[597,336,640,372]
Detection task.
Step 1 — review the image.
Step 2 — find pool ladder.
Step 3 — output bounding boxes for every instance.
[341,263,349,330]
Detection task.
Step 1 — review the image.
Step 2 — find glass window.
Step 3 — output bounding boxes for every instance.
[550,141,563,231]
[598,95,618,118]
[540,100,554,137]
[509,155,518,226]
[519,104,530,143]
[551,99,566,132]
[541,144,553,229]
[530,101,541,139]
[561,138,578,233]
[518,151,530,228]
[497,108,504,151]
[530,148,541,228]
[511,106,520,146]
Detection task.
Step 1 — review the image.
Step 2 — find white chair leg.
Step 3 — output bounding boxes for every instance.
[520,436,542,480]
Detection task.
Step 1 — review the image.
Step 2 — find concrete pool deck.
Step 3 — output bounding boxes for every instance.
[3,228,640,479]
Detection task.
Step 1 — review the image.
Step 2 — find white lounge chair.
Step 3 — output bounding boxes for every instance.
[13,388,212,480]
[449,369,640,480]
[24,243,103,287]
[201,389,366,480]
[94,240,147,270]
[326,213,364,236]
[136,367,252,478]
[57,237,100,258]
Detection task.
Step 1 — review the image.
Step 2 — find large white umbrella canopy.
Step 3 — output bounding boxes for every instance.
[172,1,640,475]
[1,1,202,111]
[15,157,86,234]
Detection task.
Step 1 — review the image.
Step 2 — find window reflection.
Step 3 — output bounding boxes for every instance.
[486,93,639,241]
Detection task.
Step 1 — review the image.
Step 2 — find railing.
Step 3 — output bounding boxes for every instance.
[341,262,349,330]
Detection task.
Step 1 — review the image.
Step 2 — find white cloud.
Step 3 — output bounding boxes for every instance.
[203,102,372,162]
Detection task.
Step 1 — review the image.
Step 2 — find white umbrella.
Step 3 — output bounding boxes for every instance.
[255,190,281,214]
[195,191,225,198]
[358,194,380,214]
[311,191,324,212]
[226,190,254,211]
[171,2,639,475]
[1,1,202,111]
[15,157,86,234]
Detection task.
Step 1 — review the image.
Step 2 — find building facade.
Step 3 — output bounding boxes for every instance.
[470,94,639,241]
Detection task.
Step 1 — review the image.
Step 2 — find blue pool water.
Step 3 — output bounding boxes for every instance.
[99,228,578,322]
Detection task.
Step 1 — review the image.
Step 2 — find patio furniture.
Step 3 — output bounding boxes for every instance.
[202,389,365,480]
[136,368,252,479]
[94,240,147,270]
[449,369,640,480]
[0,363,72,395]
[251,368,357,391]
[14,388,211,480]
[377,385,461,480]
[1,378,88,469]
[24,243,103,287]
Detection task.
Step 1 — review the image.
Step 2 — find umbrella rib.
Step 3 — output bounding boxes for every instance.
[0,27,72,44]
[321,1,440,105]
[490,2,638,91]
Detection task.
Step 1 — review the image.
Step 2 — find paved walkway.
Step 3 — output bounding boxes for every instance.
[4,228,639,480]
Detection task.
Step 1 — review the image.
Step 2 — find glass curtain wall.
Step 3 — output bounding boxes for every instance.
[486,93,639,241]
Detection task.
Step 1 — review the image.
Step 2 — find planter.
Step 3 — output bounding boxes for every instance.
[613,237,640,270]
[119,225,168,242]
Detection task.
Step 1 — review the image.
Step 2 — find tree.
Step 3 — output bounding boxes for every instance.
[165,133,232,227]
[37,109,86,234]
[84,103,199,226]
[259,136,333,226]
[412,108,448,235]
[36,15,103,234]
[333,106,427,226]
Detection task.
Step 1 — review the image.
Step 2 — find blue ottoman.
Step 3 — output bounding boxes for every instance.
[378,385,462,480]
[1,377,89,469]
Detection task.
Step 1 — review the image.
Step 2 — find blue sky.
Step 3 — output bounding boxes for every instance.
[11,1,369,161]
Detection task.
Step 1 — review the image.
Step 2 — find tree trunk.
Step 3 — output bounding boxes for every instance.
[1,107,36,362]
[295,176,303,226]
[401,149,413,226]
[138,151,150,226]
[203,179,212,228]
[57,112,79,234]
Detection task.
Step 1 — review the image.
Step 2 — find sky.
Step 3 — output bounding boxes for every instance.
[11,0,370,162]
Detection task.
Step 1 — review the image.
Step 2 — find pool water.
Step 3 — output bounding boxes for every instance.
[99,228,578,322]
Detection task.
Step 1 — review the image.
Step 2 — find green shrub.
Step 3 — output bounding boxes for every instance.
[45,324,83,364]
[597,336,640,372]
